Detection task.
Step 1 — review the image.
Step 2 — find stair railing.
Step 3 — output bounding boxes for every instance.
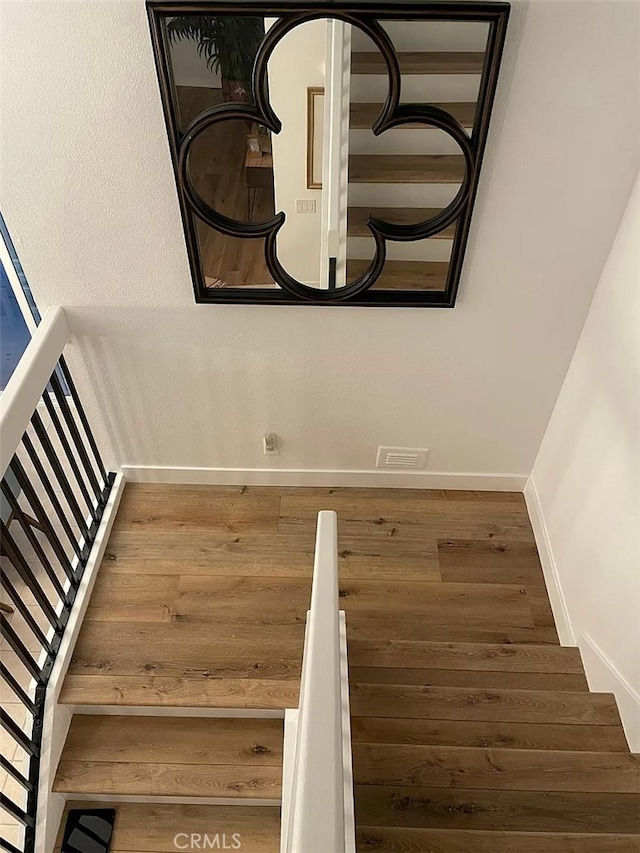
[281,510,356,853]
[0,306,115,853]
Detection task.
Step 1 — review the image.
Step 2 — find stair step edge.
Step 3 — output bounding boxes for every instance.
[59,704,288,718]
[49,791,282,807]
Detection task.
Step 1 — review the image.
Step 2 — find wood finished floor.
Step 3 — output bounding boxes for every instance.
[58,485,638,851]
[62,484,558,709]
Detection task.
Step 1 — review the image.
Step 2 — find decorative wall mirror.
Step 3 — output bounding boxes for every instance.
[147,1,509,306]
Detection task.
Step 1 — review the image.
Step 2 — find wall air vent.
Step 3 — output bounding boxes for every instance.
[376,446,429,469]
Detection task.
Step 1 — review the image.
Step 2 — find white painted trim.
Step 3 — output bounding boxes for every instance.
[281,614,354,853]
[282,512,353,853]
[36,473,126,853]
[122,465,527,491]
[281,708,298,851]
[523,477,575,646]
[68,706,285,719]
[0,306,69,479]
[524,477,640,752]
[579,634,640,752]
[320,19,351,289]
[339,611,356,853]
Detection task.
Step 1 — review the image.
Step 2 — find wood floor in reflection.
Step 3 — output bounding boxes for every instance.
[176,86,275,288]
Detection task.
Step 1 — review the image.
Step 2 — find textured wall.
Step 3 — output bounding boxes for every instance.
[1,0,638,477]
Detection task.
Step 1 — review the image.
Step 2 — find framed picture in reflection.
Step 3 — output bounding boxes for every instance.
[306,86,324,189]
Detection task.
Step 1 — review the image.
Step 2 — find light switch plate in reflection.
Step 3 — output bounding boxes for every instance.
[295,199,316,213]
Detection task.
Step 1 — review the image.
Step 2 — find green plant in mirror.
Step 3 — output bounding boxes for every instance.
[167,15,265,102]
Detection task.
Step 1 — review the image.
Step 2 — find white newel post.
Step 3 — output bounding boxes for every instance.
[319,20,351,289]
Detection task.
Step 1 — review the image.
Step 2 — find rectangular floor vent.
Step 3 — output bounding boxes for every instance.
[376,446,429,469]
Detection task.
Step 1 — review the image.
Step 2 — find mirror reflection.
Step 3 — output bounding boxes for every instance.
[164,15,490,293]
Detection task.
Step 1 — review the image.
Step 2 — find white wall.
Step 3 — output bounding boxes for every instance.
[268,19,325,285]
[527,172,640,749]
[0,0,639,483]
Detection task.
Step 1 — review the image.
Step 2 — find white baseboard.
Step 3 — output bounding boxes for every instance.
[122,465,527,492]
[36,474,126,853]
[579,634,640,752]
[525,476,640,752]
[523,477,575,646]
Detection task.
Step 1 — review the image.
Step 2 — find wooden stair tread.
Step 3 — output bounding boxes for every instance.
[64,618,304,695]
[349,666,588,691]
[355,827,640,852]
[351,51,486,75]
[60,675,300,709]
[54,761,282,799]
[352,743,640,792]
[350,683,621,726]
[347,640,586,673]
[59,716,283,765]
[354,785,640,835]
[350,101,476,128]
[349,154,465,183]
[347,259,448,291]
[347,207,456,238]
[56,801,280,852]
[351,716,629,752]
[53,716,283,800]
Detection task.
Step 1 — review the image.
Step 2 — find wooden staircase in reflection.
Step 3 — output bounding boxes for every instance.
[350,50,486,75]
[346,24,483,292]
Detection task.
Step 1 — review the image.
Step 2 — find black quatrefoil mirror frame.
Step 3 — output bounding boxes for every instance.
[147,0,510,306]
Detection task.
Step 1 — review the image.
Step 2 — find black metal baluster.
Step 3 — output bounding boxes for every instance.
[41,391,96,520]
[20,432,84,563]
[48,372,101,499]
[0,522,63,628]
[1,478,74,587]
[29,411,91,538]
[1,342,114,852]
[58,355,108,483]
[1,575,52,654]
[0,755,33,793]
[9,457,77,588]
[0,663,37,715]
[0,618,42,684]
[0,708,37,757]
[0,793,33,828]
[0,835,25,853]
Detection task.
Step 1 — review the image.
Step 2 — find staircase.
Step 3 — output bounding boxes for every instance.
[346,21,486,290]
[53,718,283,850]
[48,485,639,851]
[350,641,639,849]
